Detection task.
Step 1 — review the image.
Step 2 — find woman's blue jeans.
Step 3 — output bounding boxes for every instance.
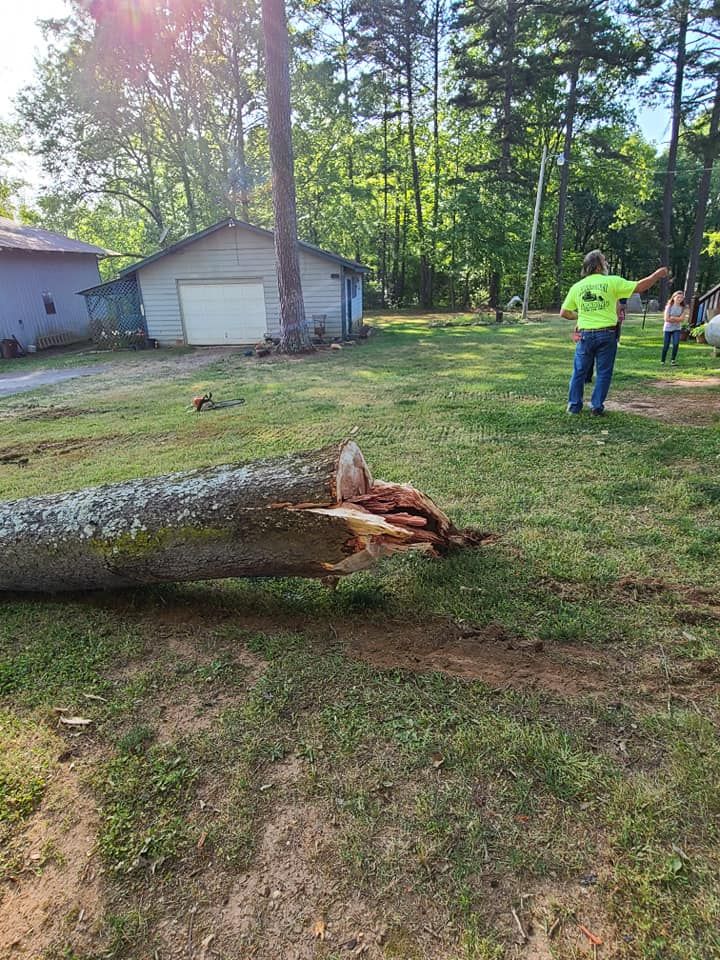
[662,329,680,362]
[568,328,618,414]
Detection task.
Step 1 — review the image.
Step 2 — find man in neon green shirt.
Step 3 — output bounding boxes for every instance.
[561,250,668,415]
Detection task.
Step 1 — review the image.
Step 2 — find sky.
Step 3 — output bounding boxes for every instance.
[1,1,72,117]
[2,1,673,195]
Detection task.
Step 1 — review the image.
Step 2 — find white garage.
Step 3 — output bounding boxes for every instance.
[80,219,368,347]
[179,280,267,345]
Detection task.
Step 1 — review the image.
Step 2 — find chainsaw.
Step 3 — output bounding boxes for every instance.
[191,391,246,412]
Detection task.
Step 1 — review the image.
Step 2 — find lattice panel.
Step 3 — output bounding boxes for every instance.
[84,276,147,348]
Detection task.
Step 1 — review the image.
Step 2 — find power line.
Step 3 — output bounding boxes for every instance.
[649,165,718,174]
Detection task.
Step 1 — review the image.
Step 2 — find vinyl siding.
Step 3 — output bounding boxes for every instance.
[0,251,99,344]
[137,224,356,344]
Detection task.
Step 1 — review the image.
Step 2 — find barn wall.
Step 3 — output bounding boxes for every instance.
[137,224,346,344]
[0,252,99,344]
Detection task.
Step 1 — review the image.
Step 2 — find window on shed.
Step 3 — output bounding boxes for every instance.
[352,278,359,297]
[42,292,56,315]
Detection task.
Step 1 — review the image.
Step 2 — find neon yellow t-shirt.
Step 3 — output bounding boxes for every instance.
[561,274,637,330]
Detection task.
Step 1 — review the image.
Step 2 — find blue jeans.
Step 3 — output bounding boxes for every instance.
[662,329,680,362]
[568,328,618,413]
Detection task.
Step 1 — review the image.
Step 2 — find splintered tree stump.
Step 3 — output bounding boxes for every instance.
[0,442,468,593]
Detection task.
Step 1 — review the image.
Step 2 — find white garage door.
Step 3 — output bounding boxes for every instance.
[179,281,267,344]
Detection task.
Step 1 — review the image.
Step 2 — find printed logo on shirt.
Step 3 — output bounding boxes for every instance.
[580,281,609,311]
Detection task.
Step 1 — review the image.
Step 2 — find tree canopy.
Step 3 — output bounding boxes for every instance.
[2,0,719,305]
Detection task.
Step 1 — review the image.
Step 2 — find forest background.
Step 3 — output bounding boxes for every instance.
[0,0,719,311]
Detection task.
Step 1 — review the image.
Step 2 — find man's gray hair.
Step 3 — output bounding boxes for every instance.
[581,250,606,278]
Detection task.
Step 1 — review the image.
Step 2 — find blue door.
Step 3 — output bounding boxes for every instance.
[345,277,353,337]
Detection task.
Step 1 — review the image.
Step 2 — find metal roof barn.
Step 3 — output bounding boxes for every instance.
[0,218,114,350]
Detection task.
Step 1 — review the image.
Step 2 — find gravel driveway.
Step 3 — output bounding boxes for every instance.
[0,348,239,400]
[0,364,112,398]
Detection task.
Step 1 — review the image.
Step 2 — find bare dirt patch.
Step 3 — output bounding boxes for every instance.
[152,689,241,742]
[342,619,625,697]
[0,403,103,423]
[86,588,720,707]
[16,406,104,422]
[0,762,103,960]
[0,436,122,462]
[104,598,719,706]
[102,612,267,736]
[607,387,719,424]
[504,874,619,960]
[340,618,720,706]
[160,757,451,960]
[653,376,720,388]
[105,597,623,700]
[617,575,719,609]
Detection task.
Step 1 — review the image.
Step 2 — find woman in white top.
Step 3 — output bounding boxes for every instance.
[661,291,686,365]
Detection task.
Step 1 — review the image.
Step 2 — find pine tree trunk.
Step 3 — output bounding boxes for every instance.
[430,0,443,305]
[406,68,431,308]
[490,0,518,311]
[392,187,402,306]
[340,2,355,186]
[391,106,404,305]
[489,270,500,310]
[231,40,251,220]
[399,193,409,305]
[685,73,720,301]
[381,89,390,307]
[261,0,313,352]
[554,63,579,307]
[0,443,466,594]
[500,0,517,179]
[661,2,688,308]
[449,140,460,310]
[179,158,198,234]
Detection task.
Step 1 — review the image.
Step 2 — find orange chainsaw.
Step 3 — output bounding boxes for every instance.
[191,391,245,412]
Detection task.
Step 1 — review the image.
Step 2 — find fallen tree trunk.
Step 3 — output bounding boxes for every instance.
[0,442,469,593]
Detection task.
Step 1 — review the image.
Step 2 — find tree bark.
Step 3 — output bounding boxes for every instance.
[405,51,431,308]
[660,1,688,308]
[0,443,466,594]
[339,0,355,186]
[554,62,579,307]
[685,73,720,302]
[231,40,251,221]
[381,85,390,307]
[500,0,517,182]
[430,0,443,306]
[261,0,313,352]
[449,141,460,310]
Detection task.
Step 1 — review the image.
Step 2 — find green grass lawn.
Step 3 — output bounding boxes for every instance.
[1,313,719,959]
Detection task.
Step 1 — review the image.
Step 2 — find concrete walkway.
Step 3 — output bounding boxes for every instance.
[0,364,111,398]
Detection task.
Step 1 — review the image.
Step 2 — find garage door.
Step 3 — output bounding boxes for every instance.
[179,281,267,344]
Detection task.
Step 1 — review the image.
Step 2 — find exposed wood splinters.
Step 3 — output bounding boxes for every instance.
[0,441,483,593]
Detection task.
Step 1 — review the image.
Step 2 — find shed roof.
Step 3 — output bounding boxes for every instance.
[116,218,370,278]
[0,217,114,256]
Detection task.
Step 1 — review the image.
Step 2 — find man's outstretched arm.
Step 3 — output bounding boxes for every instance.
[634,266,669,294]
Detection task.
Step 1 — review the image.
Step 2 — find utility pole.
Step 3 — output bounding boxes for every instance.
[522,145,548,320]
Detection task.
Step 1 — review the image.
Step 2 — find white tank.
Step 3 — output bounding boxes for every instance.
[705,315,720,349]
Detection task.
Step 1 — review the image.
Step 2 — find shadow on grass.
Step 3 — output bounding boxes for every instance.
[0,537,674,656]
